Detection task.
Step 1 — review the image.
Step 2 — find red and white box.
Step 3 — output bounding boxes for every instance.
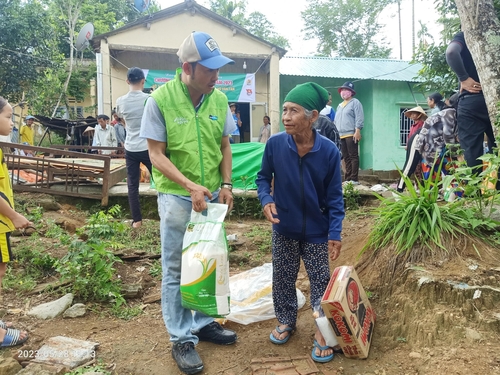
[320,266,375,359]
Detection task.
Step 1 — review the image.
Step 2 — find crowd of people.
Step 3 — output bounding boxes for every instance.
[0,26,499,374]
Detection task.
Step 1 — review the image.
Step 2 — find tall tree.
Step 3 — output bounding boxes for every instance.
[208,0,247,24]
[207,0,289,49]
[0,0,62,103]
[454,0,500,128]
[302,0,394,58]
[245,12,290,49]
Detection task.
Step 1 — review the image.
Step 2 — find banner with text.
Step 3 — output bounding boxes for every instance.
[143,70,255,103]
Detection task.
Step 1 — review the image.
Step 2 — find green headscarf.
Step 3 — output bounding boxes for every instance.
[283,82,329,112]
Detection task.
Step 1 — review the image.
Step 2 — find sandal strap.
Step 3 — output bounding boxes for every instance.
[313,339,331,351]
[1,328,27,347]
[275,325,293,334]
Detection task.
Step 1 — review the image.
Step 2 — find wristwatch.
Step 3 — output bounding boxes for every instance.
[221,182,233,192]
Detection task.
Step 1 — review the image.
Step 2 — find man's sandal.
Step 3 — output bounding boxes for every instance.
[0,328,29,348]
[269,326,294,344]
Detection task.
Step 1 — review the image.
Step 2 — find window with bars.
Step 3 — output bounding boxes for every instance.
[55,106,84,119]
[399,107,413,147]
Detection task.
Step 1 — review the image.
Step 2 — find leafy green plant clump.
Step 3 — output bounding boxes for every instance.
[362,157,500,258]
[56,205,126,307]
[343,182,361,210]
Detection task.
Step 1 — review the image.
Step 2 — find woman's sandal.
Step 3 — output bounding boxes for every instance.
[269,326,294,344]
[311,339,334,363]
[0,328,29,348]
[0,320,13,330]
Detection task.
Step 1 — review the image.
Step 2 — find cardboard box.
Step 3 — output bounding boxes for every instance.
[320,266,375,359]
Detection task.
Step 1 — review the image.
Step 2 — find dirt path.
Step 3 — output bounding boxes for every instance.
[3,201,500,375]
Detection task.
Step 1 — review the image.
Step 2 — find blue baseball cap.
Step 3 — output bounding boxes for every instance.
[177,32,234,69]
[26,115,35,120]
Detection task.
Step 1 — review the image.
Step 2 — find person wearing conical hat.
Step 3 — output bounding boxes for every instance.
[405,106,428,141]
[256,82,344,364]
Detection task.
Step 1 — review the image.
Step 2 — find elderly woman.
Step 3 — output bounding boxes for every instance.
[405,106,428,141]
[256,82,345,363]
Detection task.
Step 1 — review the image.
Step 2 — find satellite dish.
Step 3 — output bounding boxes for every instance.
[75,23,95,52]
[133,0,151,13]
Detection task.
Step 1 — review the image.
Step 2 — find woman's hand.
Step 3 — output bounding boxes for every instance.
[328,240,342,261]
[263,203,280,224]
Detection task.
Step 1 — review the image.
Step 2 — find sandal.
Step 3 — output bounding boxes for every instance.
[311,339,334,363]
[0,328,29,348]
[269,325,294,344]
[0,321,13,330]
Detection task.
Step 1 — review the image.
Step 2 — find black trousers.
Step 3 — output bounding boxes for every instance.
[457,94,496,169]
[340,136,359,182]
[125,150,153,223]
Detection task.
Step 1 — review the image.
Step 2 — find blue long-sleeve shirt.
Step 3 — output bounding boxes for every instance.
[256,129,345,242]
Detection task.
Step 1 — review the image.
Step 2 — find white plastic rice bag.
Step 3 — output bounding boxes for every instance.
[226,263,306,325]
[180,203,230,317]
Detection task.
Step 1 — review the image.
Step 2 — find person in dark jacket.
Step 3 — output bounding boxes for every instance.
[313,114,342,158]
[256,82,344,363]
[446,31,497,176]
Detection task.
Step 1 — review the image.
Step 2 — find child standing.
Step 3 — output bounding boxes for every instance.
[0,96,31,347]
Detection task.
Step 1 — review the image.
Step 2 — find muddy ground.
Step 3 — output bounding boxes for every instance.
[2,196,500,375]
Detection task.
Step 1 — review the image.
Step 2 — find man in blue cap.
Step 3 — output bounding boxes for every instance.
[140,32,237,375]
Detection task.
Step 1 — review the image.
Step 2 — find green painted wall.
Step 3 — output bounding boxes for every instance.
[280,76,428,172]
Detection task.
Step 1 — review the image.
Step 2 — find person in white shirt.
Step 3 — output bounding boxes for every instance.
[319,92,335,121]
[116,67,152,229]
[93,114,117,155]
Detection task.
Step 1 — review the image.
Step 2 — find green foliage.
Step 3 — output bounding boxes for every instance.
[3,246,58,292]
[230,175,264,219]
[208,0,247,24]
[66,364,111,375]
[302,0,395,57]
[0,0,62,102]
[148,260,162,279]
[362,158,500,257]
[56,205,126,305]
[44,219,72,245]
[207,0,290,49]
[82,205,126,242]
[244,11,290,49]
[114,219,160,254]
[343,182,361,210]
[412,1,460,95]
[111,304,143,320]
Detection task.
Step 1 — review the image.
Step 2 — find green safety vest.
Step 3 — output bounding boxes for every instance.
[150,68,228,196]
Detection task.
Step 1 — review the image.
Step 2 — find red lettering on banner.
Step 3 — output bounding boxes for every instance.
[332,310,353,344]
[216,80,234,85]
[154,78,170,83]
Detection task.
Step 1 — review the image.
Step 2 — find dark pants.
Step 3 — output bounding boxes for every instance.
[125,150,153,223]
[457,94,497,170]
[397,130,422,192]
[341,136,359,182]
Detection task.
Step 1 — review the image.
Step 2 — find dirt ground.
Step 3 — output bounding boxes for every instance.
[2,198,500,375]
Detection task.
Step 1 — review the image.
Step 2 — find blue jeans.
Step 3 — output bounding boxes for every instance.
[158,192,218,344]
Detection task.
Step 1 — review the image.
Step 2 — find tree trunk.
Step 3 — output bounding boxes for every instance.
[454,0,500,133]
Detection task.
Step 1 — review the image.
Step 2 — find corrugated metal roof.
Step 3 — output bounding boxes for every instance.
[280,56,423,82]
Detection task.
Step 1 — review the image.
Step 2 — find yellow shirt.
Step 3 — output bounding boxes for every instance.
[0,149,15,233]
[20,125,34,145]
